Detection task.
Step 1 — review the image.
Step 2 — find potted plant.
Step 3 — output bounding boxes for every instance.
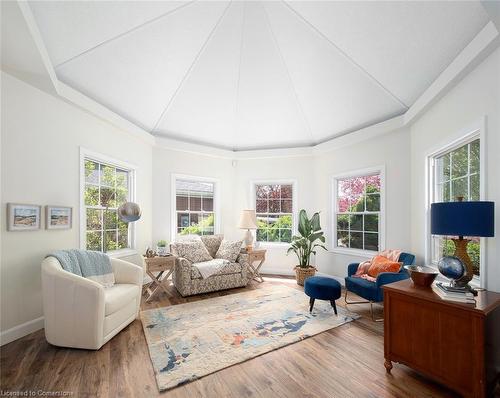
[287,210,327,286]
[157,240,168,256]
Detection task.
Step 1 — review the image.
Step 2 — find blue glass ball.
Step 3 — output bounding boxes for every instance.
[438,256,465,280]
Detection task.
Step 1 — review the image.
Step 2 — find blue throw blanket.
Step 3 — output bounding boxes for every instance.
[47,249,115,287]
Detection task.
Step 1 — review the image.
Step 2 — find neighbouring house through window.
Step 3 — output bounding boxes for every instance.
[254,183,294,243]
[175,178,216,236]
[83,157,134,252]
[430,137,481,278]
[333,171,382,252]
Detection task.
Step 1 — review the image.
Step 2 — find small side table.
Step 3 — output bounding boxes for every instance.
[246,249,266,283]
[143,255,176,302]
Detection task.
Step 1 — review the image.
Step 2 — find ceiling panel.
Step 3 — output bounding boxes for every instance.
[156,2,244,149]
[264,1,405,142]
[29,0,191,66]
[233,2,311,149]
[28,0,492,150]
[286,1,490,106]
[54,1,229,131]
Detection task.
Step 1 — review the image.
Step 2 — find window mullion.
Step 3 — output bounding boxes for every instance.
[467,143,471,201]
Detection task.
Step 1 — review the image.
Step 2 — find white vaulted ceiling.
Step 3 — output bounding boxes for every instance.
[29,1,490,150]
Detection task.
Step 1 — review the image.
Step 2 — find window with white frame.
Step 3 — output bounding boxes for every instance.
[430,137,481,277]
[333,171,382,252]
[255,183,294,243]
[175,178,215,235]
[83,157,134,252]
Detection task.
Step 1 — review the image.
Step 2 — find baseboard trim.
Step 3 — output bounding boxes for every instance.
[0,316,44,346]
[260,267,295,276]
[260,268,345,286]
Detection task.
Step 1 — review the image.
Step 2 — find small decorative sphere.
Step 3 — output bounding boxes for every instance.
[118,202,141,222]
[438,256,465,281]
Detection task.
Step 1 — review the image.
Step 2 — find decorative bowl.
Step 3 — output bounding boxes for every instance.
[404,265,439,287]
[437,256,465,281]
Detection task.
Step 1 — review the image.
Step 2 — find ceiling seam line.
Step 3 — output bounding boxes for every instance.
[281,0,409,110]
[232,2,246,152]
[54,0,198,69]
[151,0,233,133]
[261,1,316,145]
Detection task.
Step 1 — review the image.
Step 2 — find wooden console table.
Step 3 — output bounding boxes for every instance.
[383,279,500,398]
[142,255,176,302]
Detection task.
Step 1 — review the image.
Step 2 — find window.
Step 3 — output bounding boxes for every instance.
[82,155,134,253]
[333,170,383,253]
[174,177,216,236]
[430,137,481,277]
[254,183,294,243]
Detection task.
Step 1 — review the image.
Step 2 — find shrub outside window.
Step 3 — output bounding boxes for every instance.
[431,138,481,277]
[175,179,215,236]
[255,184,293,243]
[334,172,382,252]
[83,159,131,252]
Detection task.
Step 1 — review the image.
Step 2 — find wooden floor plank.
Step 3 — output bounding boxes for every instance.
[1,277,461,397]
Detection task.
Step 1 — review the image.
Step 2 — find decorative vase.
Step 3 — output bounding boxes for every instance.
[294,266,316,286]
[157,246,168,256]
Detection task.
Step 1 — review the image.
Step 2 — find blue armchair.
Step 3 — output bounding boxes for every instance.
[344,252,415,321]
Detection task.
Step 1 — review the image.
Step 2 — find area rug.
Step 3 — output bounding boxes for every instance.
[140,285,359,391]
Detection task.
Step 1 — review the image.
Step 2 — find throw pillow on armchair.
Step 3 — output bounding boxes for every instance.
[175,241,212,263]
[215,240,243,262]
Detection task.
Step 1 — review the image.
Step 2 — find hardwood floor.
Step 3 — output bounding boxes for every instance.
[1,277,461,398]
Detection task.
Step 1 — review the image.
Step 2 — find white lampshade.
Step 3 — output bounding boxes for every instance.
[238,209,258,229]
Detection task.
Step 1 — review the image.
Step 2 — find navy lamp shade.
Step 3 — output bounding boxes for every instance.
[431,201,494,238]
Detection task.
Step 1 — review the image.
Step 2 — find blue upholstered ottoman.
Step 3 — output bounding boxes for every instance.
[304,276,341,314]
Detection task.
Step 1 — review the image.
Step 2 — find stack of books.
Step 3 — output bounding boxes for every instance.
[432,282,475,304]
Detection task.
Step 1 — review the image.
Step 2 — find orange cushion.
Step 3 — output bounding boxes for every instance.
[367,255,402,277]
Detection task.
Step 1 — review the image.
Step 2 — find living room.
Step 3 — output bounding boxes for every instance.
[1,1,499,397]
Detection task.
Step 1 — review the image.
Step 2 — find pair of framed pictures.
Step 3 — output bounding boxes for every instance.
[7,203,72,231]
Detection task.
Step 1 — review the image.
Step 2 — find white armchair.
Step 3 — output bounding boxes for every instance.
[41,256,143,350]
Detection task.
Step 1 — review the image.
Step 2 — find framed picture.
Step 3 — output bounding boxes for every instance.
[7,203,41,231]
[46,206,72,230]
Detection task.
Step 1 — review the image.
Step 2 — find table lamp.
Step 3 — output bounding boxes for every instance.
[431,200,494,289]
[238,209,258,251]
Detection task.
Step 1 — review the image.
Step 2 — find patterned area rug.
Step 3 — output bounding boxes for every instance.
[140,285,359,391]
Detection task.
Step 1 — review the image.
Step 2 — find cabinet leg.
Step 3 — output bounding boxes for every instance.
[384,359,393,373]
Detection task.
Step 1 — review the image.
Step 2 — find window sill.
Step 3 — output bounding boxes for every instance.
[107,248,138,259]
[329,247,377,258]
[255,242,290,249]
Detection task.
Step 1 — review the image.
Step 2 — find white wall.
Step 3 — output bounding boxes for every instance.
[233,155,316,275]
[314,128,412,280]
[152,143,236,245]
[410,46,500,292]
[152,132,412,278]
[0,72,153,339]
[152,145,316,275]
